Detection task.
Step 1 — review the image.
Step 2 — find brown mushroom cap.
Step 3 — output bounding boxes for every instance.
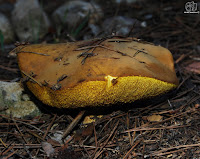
[15,37,179,108]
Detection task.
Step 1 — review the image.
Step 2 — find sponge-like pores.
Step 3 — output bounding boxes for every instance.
[15,37,179,108]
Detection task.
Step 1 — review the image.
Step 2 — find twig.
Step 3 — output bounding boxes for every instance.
[125,124,190,132]
[107,39,132,42]
[0,65,19,73]
[175,54,187,64]
[13,120,28,144]
[136,104,199,129]
[72,144,118,153]
[150,147,191,157]
[151,143,200,156]
[92,123,98,156]
[62,111,85,139]
[27,131,45,142]
[1,144,15,156]
[98,118,113,135]
[93,120,119,159]
[131,117,137,145]
[0,138,7,148]
[76,44,130,57]
[128,47,149,56]
[0,114,44,133]
[17,51,49,56]
[123,139,142,159]
[43,114,57,140]
[34,114,57,156]
[2,150,18,159]
[21,70,42,86]
[0,144,42,149]
[126,113,132,145]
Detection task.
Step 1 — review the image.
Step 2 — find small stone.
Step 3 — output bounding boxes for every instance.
[0,81,23,109]
[114,0,138,4]
[141,21,147,27]
[0,81,41,118]
[11,0,50,42]
[41,142,55,157]
[22,94,31,101]
[83,24,101,40]
[144,14,153,20]
[6,101,41,119]
[102,16,141,36]
[0,13,15,43]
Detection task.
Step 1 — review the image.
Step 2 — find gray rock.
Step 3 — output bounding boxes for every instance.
[0,81,23,108]
[114,0,138,4]
[52,1,103,30]
[102,16,141,36]
[0,13,15,43]
[6,101,41,119]
[0,81,41,118]
[83,24,101,40]
[11,0,50,42]
[21,94,31,101]
[88,24,101,36]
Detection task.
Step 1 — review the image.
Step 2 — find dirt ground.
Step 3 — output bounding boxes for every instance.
[0,0,200,158]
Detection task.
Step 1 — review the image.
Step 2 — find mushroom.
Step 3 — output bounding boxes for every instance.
[14,37,179,108]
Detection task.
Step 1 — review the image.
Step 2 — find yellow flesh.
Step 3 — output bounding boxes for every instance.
[26,75,176,108]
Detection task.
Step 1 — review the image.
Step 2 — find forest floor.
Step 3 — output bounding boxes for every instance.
[0,0,200,158]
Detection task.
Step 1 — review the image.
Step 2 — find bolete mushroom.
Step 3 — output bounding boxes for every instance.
[14,37,179,108]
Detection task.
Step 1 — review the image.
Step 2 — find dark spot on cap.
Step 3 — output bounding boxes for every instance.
[78,79,86,83]
[111,79,118,85]
[63,62,70,65]
[57,74,68,82]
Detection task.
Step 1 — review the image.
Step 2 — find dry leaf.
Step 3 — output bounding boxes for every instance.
[185,61,200,74]
[81,124,94,136]
[147,114,163,122]
[41,141,55,157]
[83,115,103,124]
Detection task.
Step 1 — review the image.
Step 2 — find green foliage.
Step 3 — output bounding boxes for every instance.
[0,30,4,52]
[71,11,91,38]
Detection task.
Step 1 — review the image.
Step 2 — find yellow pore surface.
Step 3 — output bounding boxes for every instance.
[26,75,176,108]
